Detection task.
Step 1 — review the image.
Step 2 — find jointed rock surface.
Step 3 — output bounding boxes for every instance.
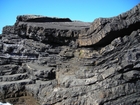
[0,4,140,105]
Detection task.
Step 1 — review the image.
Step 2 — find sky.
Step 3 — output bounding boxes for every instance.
[0,0,140,34]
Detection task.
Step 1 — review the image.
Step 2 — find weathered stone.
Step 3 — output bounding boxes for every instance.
[123,70,140,81]
[0,3,140,105]
[25,63,56,81]
[78,3,140,46]
[16,15,72,22]
[15,21,90,45]
[2,26,15,34]
[101,67,116,79]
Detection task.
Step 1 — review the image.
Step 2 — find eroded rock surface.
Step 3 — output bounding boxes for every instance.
[78,4,140,46]
[0,4,140,105]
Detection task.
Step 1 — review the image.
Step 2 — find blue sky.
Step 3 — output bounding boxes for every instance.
[0,0,140,33]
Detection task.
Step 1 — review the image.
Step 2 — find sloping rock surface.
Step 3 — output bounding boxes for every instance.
[78,4,140,46]
[0,4,140,105]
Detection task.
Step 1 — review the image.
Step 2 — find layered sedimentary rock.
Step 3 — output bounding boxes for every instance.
[78,4,140,46]
[0,4,140,105]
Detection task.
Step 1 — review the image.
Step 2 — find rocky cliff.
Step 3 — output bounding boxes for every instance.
[0,4,140,105]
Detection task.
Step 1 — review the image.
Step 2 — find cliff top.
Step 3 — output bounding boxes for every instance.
[16,15,72,22]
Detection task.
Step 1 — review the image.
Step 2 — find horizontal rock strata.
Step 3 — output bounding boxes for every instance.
[0,4,140,105]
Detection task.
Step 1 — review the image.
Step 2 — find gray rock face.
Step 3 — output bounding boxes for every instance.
[16,15,72,22]
[0,3,140,105]
[78,4,140,46]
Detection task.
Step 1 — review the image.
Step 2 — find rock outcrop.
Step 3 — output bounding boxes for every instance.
[0,3,140,105]
[78,4,140,46]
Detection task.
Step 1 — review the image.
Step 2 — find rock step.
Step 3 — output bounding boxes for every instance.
[26,80,56,87]
[0,73,28,82]
[0,64,26,76]
[0,79,34,89]
[0,79,34,99]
